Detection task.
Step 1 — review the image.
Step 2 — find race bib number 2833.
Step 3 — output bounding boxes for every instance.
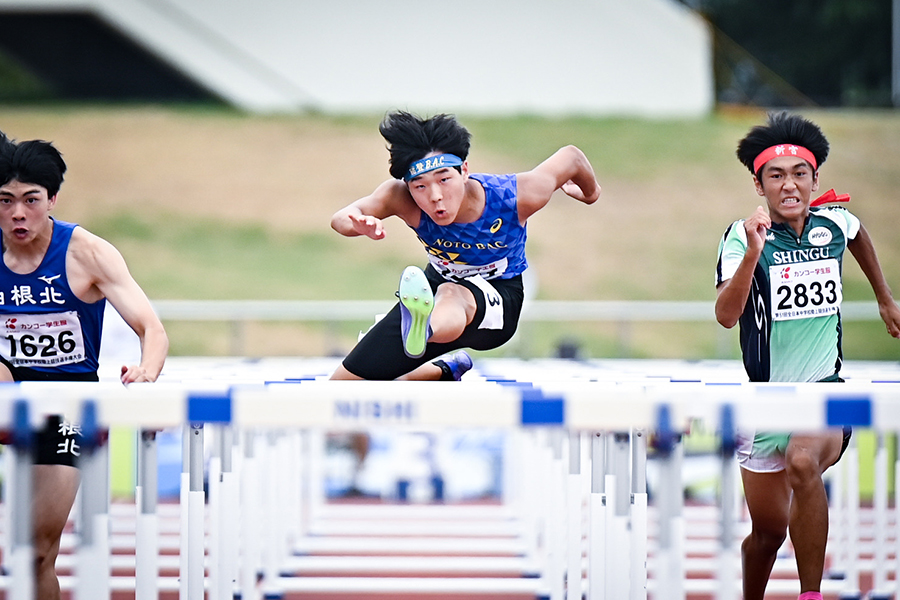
[1,311,86,367]
[769,259,842,321]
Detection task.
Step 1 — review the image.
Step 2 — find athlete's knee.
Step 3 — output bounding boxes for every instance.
[431,301,471,343]
[784,449,822,489]
[435,284,477,320]
[744,525,787,556]
[34,551,57,578]
[32,531,61,576]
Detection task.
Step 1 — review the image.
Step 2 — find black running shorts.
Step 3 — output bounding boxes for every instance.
[0,357,97,467]
[342,265,524,380]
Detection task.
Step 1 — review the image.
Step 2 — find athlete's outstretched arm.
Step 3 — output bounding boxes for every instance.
[515,145,601,223]
[715,207,770,328]
[848,224,900,338]
[331,179,418,239]
[71,230,168,383]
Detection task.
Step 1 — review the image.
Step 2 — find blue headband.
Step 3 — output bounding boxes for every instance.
[403,154,463,181]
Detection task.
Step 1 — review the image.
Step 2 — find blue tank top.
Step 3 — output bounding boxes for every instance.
[0,219,105,374]
[412,173,527,281]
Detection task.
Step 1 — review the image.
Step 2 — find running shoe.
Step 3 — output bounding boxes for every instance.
[444,350,473,381]
[398,266,433,358]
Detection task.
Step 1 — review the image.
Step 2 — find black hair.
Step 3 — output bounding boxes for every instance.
[379,111,471,180]
[736,111,829,177]
[0,131,67,197]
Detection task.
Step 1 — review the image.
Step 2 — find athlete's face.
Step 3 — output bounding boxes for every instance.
[0,179,57,247]
[406,157,469,226]
[754,156,819,224]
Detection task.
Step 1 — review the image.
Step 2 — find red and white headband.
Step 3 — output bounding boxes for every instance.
[753,144,817,173]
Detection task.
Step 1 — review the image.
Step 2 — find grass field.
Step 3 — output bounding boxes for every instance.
[1,105,899,361]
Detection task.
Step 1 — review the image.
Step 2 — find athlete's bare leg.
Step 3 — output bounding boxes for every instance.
[785,431,844,594]
[741,468,790,600]
[0,366,79,599]
[740,430,845,600]
[33,464,80,600]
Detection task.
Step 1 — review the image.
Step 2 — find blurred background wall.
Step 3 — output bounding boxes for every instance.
[0,0,714,115]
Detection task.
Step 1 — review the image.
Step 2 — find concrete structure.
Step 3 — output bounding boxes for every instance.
[0,0,713,116]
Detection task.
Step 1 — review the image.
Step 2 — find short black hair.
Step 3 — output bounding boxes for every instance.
[379,111,471,180]
[0,131,67,197]
[736,111,829,177]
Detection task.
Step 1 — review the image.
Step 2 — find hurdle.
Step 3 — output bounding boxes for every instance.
[1,359,900,600]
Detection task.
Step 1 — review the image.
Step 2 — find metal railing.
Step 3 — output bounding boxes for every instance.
[152,299,882,322]
[150,300,883,357]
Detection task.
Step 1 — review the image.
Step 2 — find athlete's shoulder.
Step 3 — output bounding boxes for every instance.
[471,173,519,211]
[51,218,78,231]
[67,226,124,267]
[471,172,516,188]
[721,219,748,242]
[46,218,78,243]
[811,204,856,218]
[717,220,749,266]
[811,205,860,239]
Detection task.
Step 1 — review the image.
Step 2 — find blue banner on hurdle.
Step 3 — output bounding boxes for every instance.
[520,388,565,425]
[825,396,872,427]
[187,392,233,423]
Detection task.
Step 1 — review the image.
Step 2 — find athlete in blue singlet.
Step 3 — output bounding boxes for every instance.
[330,111,601,381]
[414,173,528,283]
[0,131,168,600]
[0,219,105,378]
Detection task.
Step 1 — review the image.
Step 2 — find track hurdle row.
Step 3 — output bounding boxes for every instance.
[1,359,900,600]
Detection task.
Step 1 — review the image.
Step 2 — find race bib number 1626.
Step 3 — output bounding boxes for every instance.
[1,311,86,367]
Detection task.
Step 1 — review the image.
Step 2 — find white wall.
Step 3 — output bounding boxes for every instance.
[0,0,713,116]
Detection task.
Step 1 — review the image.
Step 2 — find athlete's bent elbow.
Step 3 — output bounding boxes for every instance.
[716,311,738,329]
[330,213,351,236]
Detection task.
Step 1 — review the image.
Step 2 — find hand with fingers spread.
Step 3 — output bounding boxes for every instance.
[348,213,386,240]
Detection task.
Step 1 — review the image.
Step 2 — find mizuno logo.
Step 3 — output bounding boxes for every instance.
[38,274,61,285]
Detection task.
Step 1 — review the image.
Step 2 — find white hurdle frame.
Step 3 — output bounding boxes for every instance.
[135,429,159,600]
[8,400,34,600]
[1,378,900,599]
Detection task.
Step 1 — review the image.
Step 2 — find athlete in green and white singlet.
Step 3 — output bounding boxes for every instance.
[715,112,900,600]
[716,205,859,382]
